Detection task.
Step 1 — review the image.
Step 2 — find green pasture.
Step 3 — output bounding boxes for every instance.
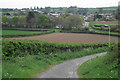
[1,28,58,38]
[2,30,43,35]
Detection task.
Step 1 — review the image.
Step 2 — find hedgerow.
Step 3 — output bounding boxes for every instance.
[2,39,112,57]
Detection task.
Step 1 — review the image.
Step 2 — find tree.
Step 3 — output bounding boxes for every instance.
[2,16,8,24]
[37,14,49,28]
[66,7,78,14]
[11,17,19,25]
[99,8,103,14]
[30,6,32,10]
[56,14,84,30]
[34,6,36,10]
[115,8,120,20]
[19,16,26,27]
[37,6,39,10]
[26,11,35,27]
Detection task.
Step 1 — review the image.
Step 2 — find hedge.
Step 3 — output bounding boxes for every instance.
[2,39,111,57]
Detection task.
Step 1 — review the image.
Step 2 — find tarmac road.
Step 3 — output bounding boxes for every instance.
[37,52,106,78]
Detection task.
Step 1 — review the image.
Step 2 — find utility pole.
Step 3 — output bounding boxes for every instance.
[109,25,110,48]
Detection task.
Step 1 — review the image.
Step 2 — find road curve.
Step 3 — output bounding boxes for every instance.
[37,52,107,78]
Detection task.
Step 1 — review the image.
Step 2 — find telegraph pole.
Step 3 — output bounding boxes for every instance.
[109,25,110,48]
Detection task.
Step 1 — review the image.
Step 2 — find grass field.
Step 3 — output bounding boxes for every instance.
[2,30,43,35]
[95,21,118,25]
[78,45,118,78]
[2,29,56,38]
[3,28,56,31]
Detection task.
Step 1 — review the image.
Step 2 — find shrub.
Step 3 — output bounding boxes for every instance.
[2,39,111,57]
[104,43,119,64]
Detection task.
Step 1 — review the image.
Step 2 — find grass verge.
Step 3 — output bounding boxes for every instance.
[2,47,108,78]
[77,44,119,78]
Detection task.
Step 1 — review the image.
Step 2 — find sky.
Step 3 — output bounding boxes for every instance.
[0,0,119,9]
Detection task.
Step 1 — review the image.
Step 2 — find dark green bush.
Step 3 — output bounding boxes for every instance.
[2,39,111,57]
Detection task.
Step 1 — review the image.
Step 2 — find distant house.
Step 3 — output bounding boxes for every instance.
[38,11,44,14]
[48,12,60,17]
[4,13,13,18]
[69,6,77,8]
[21,8,30,12]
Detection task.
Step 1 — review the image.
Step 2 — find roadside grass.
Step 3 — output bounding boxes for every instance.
[78,44,118,78]
[2,47,108,78]
[0,63,2,80]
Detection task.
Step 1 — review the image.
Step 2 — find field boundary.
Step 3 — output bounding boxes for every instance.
[2,31,55,38]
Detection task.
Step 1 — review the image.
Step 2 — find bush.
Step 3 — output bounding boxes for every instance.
[2,39,110,57]
[104,43,119,64]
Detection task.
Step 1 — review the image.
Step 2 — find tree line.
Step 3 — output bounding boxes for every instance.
[2,11,84,30]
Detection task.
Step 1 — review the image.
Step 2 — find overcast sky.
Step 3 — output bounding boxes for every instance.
[0,0,119,9]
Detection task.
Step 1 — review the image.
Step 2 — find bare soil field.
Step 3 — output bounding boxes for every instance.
[96,21,118,25]
[8,33,118,43]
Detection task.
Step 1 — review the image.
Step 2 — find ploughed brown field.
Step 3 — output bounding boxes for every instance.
[96,21,118,25]
[8,33,118,43]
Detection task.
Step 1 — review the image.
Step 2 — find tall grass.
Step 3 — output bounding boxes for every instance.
[78,43,119,78]
[2,47,108,78]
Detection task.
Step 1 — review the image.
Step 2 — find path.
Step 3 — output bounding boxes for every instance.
[37,52,107,78]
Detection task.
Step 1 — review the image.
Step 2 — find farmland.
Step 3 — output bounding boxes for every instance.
[2,30,43,35]
[1,5,119,79]
[88,21,120,37]
[8,33,118,43]
[2,26,119,78]
[95,21,118,25]
[2,29,55,38]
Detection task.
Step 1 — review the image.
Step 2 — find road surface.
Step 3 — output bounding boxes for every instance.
[37,52,106,78]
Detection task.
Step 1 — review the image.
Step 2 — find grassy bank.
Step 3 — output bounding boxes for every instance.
[2,47,108,78]
[77,44,119,78]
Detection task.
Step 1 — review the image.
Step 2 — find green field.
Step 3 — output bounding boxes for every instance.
[2,30,43,35]
[3,28,56,31]
[2,28,56,38]
[88,22,120,36]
